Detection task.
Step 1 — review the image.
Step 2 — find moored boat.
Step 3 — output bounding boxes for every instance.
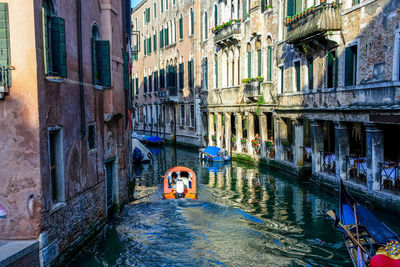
[144,135,163,146]
[132,138,152,163]
[330,180,400,267]
[199,146,231,162]
[163,166,197,200]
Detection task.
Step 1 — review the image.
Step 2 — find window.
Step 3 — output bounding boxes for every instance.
[266,46,272,81]
[42,1,67,77]
[179,63,184,89]
[393,30,400,81]
[48,127,65,204]
[180,104,185,126]
[261,0,266,12]
[345,44,358,86]
[92,26,111,86]
[154,2,157,18]
[215,55,218,88]
[88,123,96,150]
[247,43,251,78]
[160,69,165,88]
[135,74,139,94]
[173,0,176,5]
[190,8,194,35]
[160,28,164,48]
[166,0,168,10]
[256,40,262,77]
[204,58,208,90]
[308,57,313,90]
[327,50,338,88]
[294,61,301,91]
[243,0,247,20]
[123,51,129,89]
[188,60,194,88]
[164,25,169,46]
[144,75,148,93]
[145,8,151,24]
[280,66,284,93]
[179,15,183,40]
[153,33,157,51]
[0,3,11,86]
[161,0,164,13]
[214,4,218,28]
[287,0,302,17]
[190,105,195,127]
[149,72,153,92]
[352,0,360,6]
[203,12,208,40]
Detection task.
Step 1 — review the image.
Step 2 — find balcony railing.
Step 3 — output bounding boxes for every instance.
[242,78,262,102]
[286,3,342,48]
[213,19,241,47]
[379,161,400,195]
[0,66,12,99]
[158,86,178,102]
[345,155,367,185]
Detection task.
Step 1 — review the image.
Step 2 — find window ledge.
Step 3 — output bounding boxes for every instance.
[164,43,177,49]
[341,0,376,15]
[45,76,64,83]
[50,202,66,215]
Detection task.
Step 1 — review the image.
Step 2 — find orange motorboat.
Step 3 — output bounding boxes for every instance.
[163,166,197,199]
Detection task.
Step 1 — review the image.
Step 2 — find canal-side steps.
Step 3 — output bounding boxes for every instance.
[231,152,400,215]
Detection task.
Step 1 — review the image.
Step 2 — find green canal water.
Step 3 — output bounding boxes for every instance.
[69,146,400,267]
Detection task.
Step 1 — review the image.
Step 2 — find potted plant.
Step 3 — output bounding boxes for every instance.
[204,134,209,141]
[311,5,316,11]
[281,139,290,147]
[251,139,260,147]
[232,136,236,143]
[241,139,247,144]
[265,141,273,148]
[212,134,216,141]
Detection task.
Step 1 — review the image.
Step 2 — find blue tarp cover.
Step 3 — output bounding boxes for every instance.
[145,136,163,143]
[203,146,221,156]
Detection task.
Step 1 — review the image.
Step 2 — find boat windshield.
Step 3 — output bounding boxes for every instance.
[168,171,193,189]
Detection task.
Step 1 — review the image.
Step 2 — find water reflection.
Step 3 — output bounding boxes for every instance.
[72,146,399,266]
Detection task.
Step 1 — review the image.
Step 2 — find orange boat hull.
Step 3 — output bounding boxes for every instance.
[163,166,197,200]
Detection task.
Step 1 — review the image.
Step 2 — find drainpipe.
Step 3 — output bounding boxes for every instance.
[77,0,86,138]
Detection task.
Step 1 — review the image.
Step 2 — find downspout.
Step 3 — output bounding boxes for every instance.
[77,0,86,138]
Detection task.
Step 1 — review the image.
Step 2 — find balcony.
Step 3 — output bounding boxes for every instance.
[158,86,178,102]
[285,3,342,53]
[242,78,262,103]
[213,19,241,48]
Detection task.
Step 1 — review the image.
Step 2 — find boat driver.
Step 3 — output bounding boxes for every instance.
[170,172,177,188]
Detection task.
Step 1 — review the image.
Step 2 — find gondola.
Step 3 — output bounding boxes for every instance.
[330,180,400,267]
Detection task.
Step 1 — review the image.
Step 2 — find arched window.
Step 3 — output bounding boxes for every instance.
[222,52,227,87]
[235,47,241,85]
[229,49,234,86]
[247,43,251,78]
[214,4,218,28]
[256,40,262,77]
[204,11,208,40]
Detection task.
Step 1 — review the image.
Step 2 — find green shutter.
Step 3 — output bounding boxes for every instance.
[123,51,129,90]
[179,17,183,40]
[144,76,147,93]
[205,59,208,89]
[95,40,111,87]
[308,59,313,90]
[287,0,295,17]
[247,51,251,78]
[257,50,261,77]
[166,0,168,10]
[261,0,266,12]
[164,28,168,45]
[267,47,272,81]
[92,38,99,84]
[0,3,10,86]
[280,67,284,93]
[161,0,164,12]
[243,0,247,20]
[190,9,194,34]
[160,29,163,48]
[136,77,139,94]
[148,37,151,54]
[153,34,157,51]
[345,47,354,86]
[295,62,301,91]
[154,2,157,18]
[215,58,218,88]
[51,17,67,78]
[144,39,146,55]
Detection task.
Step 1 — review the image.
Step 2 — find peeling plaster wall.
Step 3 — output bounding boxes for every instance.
[0,0,41,240]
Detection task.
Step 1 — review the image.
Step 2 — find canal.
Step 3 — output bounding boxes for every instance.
[70,146,400,267]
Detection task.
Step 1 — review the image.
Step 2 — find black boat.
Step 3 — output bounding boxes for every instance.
[335,180,400,267]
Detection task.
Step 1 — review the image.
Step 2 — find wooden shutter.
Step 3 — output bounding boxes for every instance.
[215,58,218,88]
[164,28,168,45]
[295,62,301,91]
[51,17,67,78]
[257,50,261,77]
[123,51,129,90]
[261,0,266,12]
[144,76,147,93]
[160,29,163,48]
[345,46,354,86]
[287,0,295,17]
[148,37,151,54]
[0,3,10,86]
[136,77,139,94]
[149,73,152,92]
[161,0,163,13]
[308,59,313,90]
[92,38,99,84]
[144,39,146,55]
[95,40,111,87]
[179,17,183,40]
[153,34,157,51]
[190,9,194,35]
[205,59,208,89]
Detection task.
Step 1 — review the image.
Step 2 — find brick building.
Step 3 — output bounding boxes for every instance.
[131,0,202,147]
[0,0,131,265]
[197,0,400,211]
